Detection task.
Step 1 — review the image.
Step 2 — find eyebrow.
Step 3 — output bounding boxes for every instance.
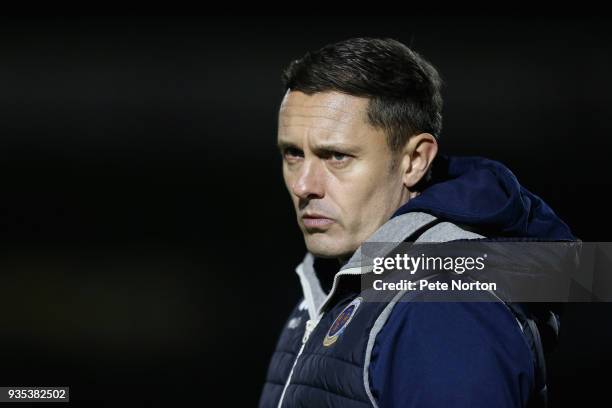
[277,139,362,155]
[277,140,297,151]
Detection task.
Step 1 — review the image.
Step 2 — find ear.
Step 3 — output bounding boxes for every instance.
[399,133,438,188]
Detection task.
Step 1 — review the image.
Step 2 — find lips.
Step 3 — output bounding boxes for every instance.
[301,213,335,229]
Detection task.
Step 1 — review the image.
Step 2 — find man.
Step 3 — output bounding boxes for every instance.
[259,37,575,408]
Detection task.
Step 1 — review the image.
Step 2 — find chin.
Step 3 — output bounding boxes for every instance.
[304,235,355,259]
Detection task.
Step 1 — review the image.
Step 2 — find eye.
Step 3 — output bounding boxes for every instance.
[327,151,352,167]
[331,152,348,161]
[283,147,303,162]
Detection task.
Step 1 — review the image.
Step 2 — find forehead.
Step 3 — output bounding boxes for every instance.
[279,90,369,119]
[278,91,372,143]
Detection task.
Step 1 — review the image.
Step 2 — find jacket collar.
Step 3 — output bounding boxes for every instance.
[295,211,439,320]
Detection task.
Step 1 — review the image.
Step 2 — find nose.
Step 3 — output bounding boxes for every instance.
[291,158,325,201]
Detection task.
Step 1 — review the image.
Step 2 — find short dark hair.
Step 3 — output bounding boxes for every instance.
[281,37,444,153]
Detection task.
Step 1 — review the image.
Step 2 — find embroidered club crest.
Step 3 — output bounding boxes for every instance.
[323,297,362,347]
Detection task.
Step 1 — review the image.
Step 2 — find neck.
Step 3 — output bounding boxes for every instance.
[337,254,352,267]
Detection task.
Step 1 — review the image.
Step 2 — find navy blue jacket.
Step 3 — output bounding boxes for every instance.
[372,155,575,407]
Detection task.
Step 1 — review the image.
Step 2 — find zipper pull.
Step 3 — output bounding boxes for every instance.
[302,319,317,344]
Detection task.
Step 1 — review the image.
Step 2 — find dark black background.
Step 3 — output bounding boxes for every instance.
[0,16,610,407]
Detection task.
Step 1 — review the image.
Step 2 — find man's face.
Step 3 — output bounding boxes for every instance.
[278,90,408,259]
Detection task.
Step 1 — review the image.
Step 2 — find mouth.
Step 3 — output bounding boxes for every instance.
[301,213,335,230]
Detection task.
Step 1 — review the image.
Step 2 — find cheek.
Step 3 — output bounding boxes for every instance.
[334,169,399,227]
[282,166,290,188]
[331,178,376,221]
[282,169,295,197]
